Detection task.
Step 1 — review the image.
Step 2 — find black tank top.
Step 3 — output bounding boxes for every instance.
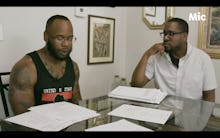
[27,51,75,105]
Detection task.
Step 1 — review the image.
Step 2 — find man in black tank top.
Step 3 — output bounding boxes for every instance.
[8,15,82,115]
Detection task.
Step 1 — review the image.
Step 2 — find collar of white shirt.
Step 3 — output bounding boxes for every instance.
[164,42,193,62]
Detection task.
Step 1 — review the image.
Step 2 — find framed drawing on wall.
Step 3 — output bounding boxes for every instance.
[88,15,115,64]
[198,7,220,58]
[144,7,156,17]
[142,7,175,29]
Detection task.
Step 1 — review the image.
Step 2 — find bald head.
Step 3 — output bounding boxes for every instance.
[45,15,72,32]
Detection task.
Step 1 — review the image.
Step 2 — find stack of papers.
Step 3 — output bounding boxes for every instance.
[108,86,167,104]
[5,102,100,131]
[85,119,153,131]
[108,104,172,125]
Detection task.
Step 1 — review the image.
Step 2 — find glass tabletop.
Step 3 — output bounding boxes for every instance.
[73,95,215,131]
[0,94,218,131]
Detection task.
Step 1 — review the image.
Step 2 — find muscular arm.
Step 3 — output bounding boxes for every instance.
[8,56,36,115]
[130,43,165,87]
[71,61,82,104]
[203,89,215,102]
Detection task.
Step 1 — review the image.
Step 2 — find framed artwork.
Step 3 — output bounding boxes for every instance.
[144,7,156,17]
[198,7,220,58]
[143,7,175,29]
[88,15,115,64]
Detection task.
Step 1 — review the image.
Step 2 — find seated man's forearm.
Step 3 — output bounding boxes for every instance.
[131,77,145,87]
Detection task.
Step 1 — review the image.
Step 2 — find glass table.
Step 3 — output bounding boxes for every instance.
[1,95,220,131]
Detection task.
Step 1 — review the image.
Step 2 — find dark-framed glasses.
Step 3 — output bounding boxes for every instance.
[160,31,184,38]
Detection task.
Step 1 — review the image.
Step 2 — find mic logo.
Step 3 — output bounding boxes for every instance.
[189,12,206,21]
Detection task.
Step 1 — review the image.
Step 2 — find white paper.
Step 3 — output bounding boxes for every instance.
[85,119,153,131]
[108,86,167,104]
[5,111,68,131]
[5,102,100,131]
[29,101,99,122]
[108,104,172,124]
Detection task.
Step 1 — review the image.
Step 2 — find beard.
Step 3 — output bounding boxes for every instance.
[164,45,171,53]
[164,43,181,54]
[47,40,72,61]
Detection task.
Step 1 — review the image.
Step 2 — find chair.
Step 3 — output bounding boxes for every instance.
[0,72,10,117]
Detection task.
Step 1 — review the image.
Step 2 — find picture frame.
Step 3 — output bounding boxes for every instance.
[88,15,115,64]
[144,7,156,17]
[142,7,175,29]
[198,7,220,58]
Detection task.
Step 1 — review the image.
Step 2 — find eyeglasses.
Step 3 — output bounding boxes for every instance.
[160,31,184,38]
[52,35,77,43]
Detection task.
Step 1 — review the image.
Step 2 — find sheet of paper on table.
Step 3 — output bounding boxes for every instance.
[108,104,172,125]
[108,86,167,104]
[85,119,153,131]
[5,101,100,131]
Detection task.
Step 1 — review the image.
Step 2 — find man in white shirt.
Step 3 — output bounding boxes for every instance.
[131,17,217,102]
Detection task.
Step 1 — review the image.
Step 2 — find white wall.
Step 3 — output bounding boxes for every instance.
[125,7,220,103]
[0,7,127,118]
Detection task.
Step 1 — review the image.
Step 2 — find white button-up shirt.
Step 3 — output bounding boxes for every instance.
[145,43,218,100]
